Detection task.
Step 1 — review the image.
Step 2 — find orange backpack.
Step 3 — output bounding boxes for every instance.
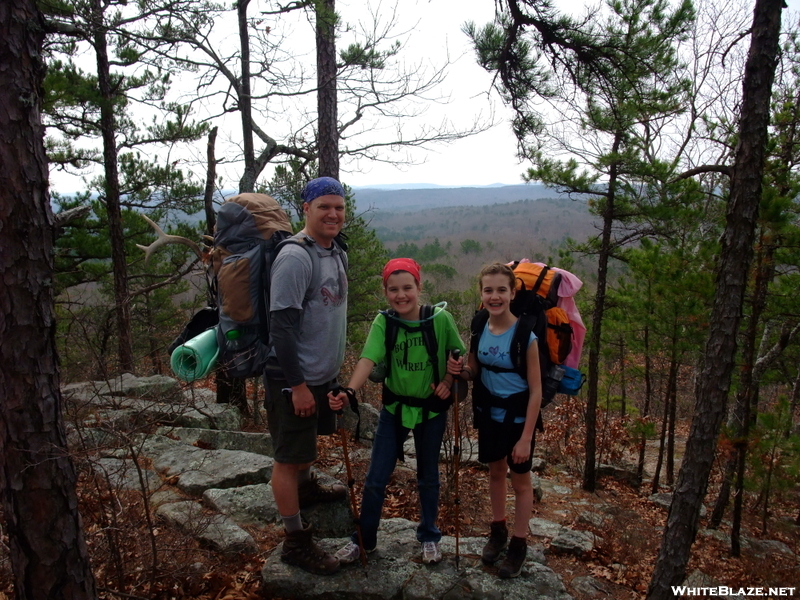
[511,262,573,365]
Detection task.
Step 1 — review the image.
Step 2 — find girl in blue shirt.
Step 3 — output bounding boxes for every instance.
[448,262,542,578]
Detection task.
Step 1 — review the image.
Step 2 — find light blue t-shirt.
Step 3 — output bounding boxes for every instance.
[477,320,536,423]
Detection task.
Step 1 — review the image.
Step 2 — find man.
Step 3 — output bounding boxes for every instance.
[265,176,349,575]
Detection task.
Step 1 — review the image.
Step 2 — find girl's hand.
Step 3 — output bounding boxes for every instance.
[511,437,532,464]
[431,380,452,400]
[446,355,463,377]
[327,390,347,412]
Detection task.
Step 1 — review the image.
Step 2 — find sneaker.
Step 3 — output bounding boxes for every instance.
[497,536,527,578]
[334,541,375,565]
[280,524,340,575]
[298,472,347,508]
[421,541,442,565]
[481,520,508,565]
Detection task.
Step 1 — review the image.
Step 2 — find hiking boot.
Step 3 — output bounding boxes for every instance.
[334,541,376,565]
[280,524,340,575]
[298,472,347,508]
[497,536,527,578]
[421,541,442,565]
[481,520,508,565]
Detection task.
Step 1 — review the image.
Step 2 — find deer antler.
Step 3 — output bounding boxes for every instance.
[137,213,204,263]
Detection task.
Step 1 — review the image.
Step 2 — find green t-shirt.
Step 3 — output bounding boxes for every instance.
[361,304,466,428]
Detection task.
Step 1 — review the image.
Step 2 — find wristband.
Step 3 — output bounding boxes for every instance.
[343,387,358,412]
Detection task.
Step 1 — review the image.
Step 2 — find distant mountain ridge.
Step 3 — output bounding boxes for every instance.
[351,182,511,191]
[351,183,568,212]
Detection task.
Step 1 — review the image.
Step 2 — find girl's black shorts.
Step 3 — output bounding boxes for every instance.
[477,416,538,474]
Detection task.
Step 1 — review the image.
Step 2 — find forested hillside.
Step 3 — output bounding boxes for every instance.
[361,197,599,291]
[352,183,570,212]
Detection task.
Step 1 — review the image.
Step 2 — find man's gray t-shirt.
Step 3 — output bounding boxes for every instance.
[269,239,348,386]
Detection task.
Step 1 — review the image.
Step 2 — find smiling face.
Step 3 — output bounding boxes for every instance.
[384,271,421,320]
[480,272,516,318]
[302,194,345,246]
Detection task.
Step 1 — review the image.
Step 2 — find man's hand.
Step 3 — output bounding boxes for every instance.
[291,384,316,417]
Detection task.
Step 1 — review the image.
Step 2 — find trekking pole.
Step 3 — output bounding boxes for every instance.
[451,349,462,570]
[332,385,368,568]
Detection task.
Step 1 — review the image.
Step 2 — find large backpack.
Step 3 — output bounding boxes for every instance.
[511,262,574,368]
[471,262,579,408]
[209,193,294,379]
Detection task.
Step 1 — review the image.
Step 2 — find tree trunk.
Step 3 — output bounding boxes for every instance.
[584,131,622,492]
[709,456,733,528]
[646,1,783,597]
[204,126,218,237]
[619,336,627,418]
[666,349,678,486]
[731,237,774,552]
[787,369,800,438]
[713,239,779,531]
[237,0,257,193]
[652,372,671,495]
[637,319,653,486]
[0,2,98,597]
[92,0,134,373]
[316,0,339,179]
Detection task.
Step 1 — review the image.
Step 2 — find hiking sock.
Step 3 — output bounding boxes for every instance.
[282,511,303,533]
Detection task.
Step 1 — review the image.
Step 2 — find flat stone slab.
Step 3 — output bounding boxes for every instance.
[550,529,602,557]
[153,445,273,496]
[529,517,566,539]
[157,500,257,555]
[80,398,242,432]
[203,484,279,528]
[63,373,182,401]
[92,457,162,493]
[528,517,601,556]
[156,426,273,456]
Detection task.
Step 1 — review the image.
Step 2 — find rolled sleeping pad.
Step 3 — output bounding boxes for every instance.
[170,326,219,382]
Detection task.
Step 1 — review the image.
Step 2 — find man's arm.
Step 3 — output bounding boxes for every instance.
[270,308,304,386]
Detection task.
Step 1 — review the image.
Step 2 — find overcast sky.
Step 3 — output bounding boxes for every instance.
[344,0,800,189]
[46,0,800,194]
[340,0,521,188]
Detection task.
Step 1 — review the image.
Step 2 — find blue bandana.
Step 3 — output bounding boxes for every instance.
[301,177,345,203]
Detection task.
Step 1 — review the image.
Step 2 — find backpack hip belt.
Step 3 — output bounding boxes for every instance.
[382,384,451,467]
[382,385,452,414]
[471,377,529,426]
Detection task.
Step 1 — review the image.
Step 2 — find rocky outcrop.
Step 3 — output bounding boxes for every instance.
[261,519,572,600]
[65,374,798,599]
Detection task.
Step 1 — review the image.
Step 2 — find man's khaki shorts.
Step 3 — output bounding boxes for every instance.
[264,377,338,464]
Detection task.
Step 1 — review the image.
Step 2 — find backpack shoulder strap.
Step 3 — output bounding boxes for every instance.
[381,310,399,379]
[276,233,319,304]
[333,233,349,270]
[419,305,440,384]
[509,314,536,379]
[470,309,490,358]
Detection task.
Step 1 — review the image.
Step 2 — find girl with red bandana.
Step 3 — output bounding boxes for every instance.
[329,258,465,566]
